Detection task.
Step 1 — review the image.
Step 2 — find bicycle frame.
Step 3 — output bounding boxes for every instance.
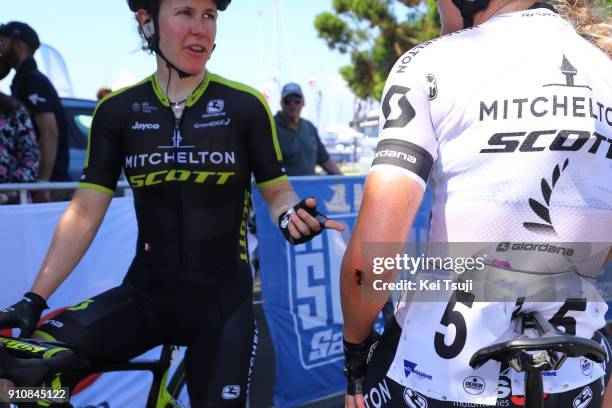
[0,336,183,408]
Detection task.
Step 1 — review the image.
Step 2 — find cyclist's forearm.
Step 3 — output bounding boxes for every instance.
[258,180,300,222]
[30,189,111,300]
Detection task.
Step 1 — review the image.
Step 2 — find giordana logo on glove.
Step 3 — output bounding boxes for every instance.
[278,198,329,245]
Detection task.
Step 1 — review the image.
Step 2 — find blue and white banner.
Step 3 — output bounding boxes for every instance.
[253,175,431,407]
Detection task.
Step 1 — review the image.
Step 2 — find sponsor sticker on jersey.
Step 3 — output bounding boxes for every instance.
[580,359,592,376]
[463,376,486,395]
[132,102,159,113]
[404,387,428,408]
[573,386,592,408]
[382,85,416,129]
[221,385,240,400]
[404,360,433,380]
[28,93,47,106]
[426,74,437,100]
[131,121,160,131]
[207,99,225,114]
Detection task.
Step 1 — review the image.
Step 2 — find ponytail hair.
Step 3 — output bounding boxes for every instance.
[553,0,611,57]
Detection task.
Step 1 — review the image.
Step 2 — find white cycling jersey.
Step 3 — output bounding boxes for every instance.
[371,7,612,277]
[371,7,611,405]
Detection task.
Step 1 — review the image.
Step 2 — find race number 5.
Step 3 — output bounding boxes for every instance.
[549,298,587,335]
[434,291,476,359]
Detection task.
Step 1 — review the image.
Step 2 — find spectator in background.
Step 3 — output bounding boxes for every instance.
[0,56,39,204]
[0,21,70,202]
[275,82,342,176]
[96,86,112,101]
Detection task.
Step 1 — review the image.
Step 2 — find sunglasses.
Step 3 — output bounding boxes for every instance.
[283,97,303,105]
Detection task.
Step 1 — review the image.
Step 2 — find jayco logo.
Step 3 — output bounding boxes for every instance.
[132,122,160,130]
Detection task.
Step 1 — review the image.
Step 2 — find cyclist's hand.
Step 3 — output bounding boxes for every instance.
[345,393,366,408]
[0,292,48,338]
[279,197,345,245]
[343,332,379,407]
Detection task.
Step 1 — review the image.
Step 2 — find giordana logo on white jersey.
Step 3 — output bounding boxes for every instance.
[375,149,417,164]
[132,122,160,130]
[573,386,592,408]
[221,385,240,400]
[403,387,428,408]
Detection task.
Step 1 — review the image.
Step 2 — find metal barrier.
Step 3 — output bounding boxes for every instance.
[0,181,132,204]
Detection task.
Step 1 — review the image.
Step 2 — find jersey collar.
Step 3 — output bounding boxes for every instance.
[150,70,212,108]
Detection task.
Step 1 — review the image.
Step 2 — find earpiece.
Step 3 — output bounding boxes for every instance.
[142,19,155,39]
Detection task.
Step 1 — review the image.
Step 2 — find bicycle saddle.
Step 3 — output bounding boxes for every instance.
[0,335,88,386]
[470,312,605,371]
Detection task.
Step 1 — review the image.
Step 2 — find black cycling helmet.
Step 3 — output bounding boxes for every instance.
[126,0,230,78]
[127,0,231,12]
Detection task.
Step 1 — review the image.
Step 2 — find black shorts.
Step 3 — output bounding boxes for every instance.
[36,271,256,407]
[362,318,612,408]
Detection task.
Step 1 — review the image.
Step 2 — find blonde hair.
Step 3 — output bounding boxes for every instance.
[553,0,612,57]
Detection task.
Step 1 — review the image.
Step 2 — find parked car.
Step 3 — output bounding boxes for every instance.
[61,97,97,181]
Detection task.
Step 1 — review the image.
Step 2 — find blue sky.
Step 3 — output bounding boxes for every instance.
[1,0,356,128]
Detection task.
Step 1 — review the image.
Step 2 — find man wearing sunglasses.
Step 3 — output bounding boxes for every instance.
[275,82,342,176]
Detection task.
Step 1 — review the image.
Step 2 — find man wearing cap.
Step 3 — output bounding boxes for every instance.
[275,82,341,176]
[0,21,70,201]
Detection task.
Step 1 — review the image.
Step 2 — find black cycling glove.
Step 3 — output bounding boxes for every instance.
[343,331,380,395]
[0,292,48,338]
[278,198,328,245]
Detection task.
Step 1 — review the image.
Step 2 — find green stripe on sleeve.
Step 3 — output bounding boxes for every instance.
[79,183,115,196]
[257,175,288,187]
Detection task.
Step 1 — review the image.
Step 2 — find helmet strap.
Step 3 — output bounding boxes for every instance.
[144,13,196,79]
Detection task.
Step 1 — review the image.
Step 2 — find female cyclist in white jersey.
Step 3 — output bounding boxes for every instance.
[340,0,611,406]
[0,1,344,406]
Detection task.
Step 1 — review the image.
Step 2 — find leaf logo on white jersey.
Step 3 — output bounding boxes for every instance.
[523,158,569,235]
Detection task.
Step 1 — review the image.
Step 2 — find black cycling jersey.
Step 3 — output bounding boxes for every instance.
[11,57,70,181]
[81,72,287,283]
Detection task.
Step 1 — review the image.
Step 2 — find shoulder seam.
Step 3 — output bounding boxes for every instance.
[95,76,152,115]
[209,73,262,98]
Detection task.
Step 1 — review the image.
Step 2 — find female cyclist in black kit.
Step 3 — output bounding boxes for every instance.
[0,0,344,406]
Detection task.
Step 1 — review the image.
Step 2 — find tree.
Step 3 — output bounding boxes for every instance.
[315,0,440,102]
